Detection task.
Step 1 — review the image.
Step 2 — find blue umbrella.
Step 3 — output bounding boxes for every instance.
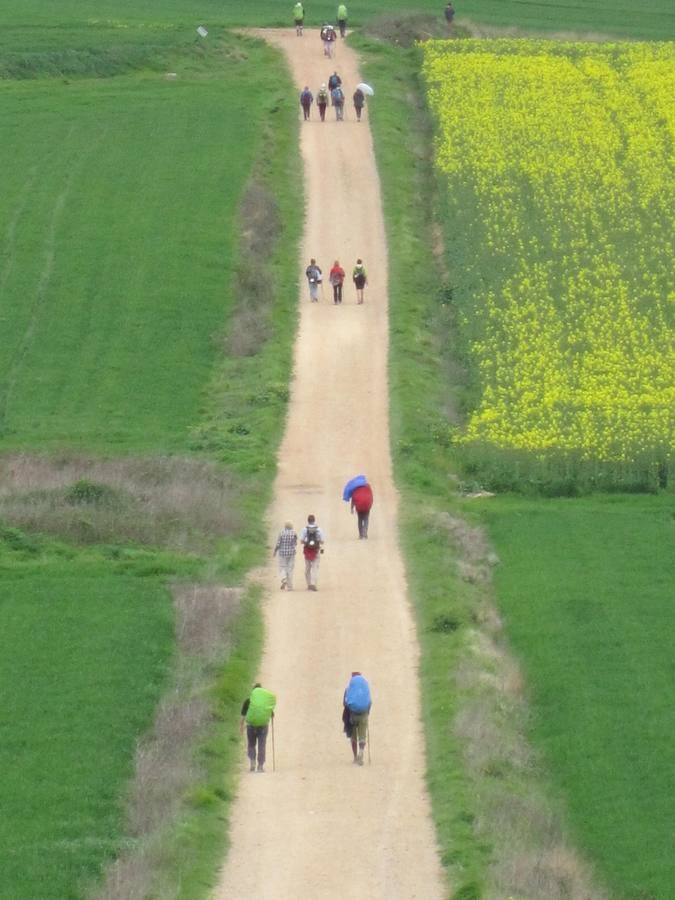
[343,474,368,501]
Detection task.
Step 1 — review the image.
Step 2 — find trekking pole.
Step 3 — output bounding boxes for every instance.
[271,717,276,772]
[367,723,372,765]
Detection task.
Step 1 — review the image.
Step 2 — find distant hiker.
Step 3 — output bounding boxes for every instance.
[240,684,276,773]
[331,84,345,120]
[328,71,342,92]
[329,260,346,304]
[317,83,329,121]
[352,259,367,303]
[300,514,325,591]
[337,3,348,37]
[444,2,455,26]
[300,85,314,120]
[350,478,373,538]
[353,86,365,121]
[305,258,322,302]
[342,672,371,765]
[273,521,298,590]
[294,1,305,34]
[321,23,337,57]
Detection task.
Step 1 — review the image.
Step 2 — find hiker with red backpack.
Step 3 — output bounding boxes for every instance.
[329,260,346,304]
[300,514,325,591]
[343,474,373,538]
[342,672,371,765]
[351,480,373,539]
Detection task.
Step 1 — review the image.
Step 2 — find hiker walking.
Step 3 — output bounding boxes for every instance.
[305,258,322,302]
[300,514,325,591]
[329,259,346,304]
[352,86,365,122]
[337,3,348,36]
[342,672,371,765]
[293,1,305,34]
[317,83,329,121]
[273,521,297,590]
[331,83,345,121]
[350,478,373,538]
[240,683,276,773]
[321,23,337,57]
[444,2,455,26]
[352,259,367,303]
[328,71,342,93]
[300,85,313,120]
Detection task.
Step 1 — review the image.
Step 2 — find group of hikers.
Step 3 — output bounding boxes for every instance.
[294,3,349,39]
[273,477,373,594]
[300,72,366,122]
[305,257,368,304]
[241,473,375,772]
[241,672,372,771]
[240,2,380,780]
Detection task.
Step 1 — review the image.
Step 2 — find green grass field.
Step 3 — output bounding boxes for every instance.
[0,551,174,899]
[481,494,675,899]
[0,34,291,452]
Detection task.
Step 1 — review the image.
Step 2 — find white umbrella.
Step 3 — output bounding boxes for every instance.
[356,82,374,96]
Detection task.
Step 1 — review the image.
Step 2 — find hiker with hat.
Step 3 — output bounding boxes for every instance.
[299,514,325,591]
[240,683,277,773]
[273,521,298,591]
[342,672,372,765]
[317,83,329,121]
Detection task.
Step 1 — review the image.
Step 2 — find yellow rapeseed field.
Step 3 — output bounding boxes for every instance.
[423,39,674,471]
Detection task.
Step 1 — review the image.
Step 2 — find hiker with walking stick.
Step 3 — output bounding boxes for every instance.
[342,672,371,765]
[240,683,276,773]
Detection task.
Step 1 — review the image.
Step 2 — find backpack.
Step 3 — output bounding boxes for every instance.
[331,86,344,103]
[246,687,276,726]
[345,675,371,714]
[304,525,321,550]
[300,89,312,105]
[318,89,328,103]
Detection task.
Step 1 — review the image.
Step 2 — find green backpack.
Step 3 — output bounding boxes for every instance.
[246,687,276,726]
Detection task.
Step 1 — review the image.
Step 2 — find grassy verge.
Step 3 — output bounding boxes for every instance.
[357,27,672,899]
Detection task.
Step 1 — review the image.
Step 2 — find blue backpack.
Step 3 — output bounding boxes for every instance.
[345,675,371,713]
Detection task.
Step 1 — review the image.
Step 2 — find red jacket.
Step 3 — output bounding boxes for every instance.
[351,484,373,513]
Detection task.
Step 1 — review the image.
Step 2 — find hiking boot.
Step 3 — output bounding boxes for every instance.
[257,765,265,773]
[250,761,256,772]
[280,581,286,590]
[309,585,317,591]
[357,751,364,766]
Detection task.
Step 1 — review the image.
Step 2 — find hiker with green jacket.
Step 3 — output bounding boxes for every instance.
[240,684,276,772]
[337,3,348,36]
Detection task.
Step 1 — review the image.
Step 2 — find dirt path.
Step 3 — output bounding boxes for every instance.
[212,31,447,900]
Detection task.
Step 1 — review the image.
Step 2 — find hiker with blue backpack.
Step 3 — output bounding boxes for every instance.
[240,683,277,773]
[342,672,371,765]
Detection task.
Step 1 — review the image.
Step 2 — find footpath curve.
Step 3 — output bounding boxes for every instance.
[213,30,447,900]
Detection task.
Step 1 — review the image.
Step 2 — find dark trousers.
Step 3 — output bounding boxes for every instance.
[246,724,269,767]
[318,102,327,121]
[357,510,370,538]
[301,102,311,120]
[332,282,343,303]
